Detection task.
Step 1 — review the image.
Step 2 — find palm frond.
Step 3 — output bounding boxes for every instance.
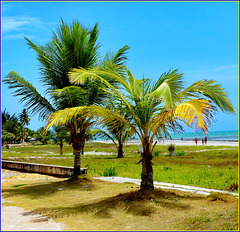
[46,105,138,138]
[3,71,55,119]
[149,69,184,108]
[68,68,143,132]
[90,129,117,147]
[179,79,235,113]
[174,99,214,132]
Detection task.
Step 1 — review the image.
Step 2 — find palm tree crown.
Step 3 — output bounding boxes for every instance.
[46,66,235,189]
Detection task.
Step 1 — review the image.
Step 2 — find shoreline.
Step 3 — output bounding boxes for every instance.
[91,139,239,147]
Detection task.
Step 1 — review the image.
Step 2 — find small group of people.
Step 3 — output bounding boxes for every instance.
[195,136,207,145]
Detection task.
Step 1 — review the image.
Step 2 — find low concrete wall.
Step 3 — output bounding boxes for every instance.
[1,160,87,177]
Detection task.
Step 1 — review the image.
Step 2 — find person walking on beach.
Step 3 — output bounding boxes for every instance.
[195,138,198,145]
[205,136,207,145]
[202,138,204,145]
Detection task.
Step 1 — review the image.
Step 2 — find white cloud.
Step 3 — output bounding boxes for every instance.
[2,16,41,33]
[2,33,35,40]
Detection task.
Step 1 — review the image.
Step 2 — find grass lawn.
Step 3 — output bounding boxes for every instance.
[2,142,238,192]
[2,175,239,231]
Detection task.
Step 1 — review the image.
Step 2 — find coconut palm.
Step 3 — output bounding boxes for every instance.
[52,126,70,155]
[46,67,235,190]
[91,99,133,158]
[3,19,129,177]
[19,109,30,142]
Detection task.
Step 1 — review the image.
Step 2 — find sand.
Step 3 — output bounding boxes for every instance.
[1,170,65,231]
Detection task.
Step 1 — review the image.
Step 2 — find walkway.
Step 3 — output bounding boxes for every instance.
[94,176,239,198]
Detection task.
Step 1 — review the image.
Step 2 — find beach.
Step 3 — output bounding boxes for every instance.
[95,139,239,147]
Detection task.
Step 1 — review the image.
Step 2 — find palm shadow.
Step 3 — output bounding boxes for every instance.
[28,188,203,219]
[2,176,97,199]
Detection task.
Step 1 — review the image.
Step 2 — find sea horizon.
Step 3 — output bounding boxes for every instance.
[167,130,238,141]
[94,130,239,142]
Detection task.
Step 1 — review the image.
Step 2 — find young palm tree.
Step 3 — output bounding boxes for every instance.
[3,19,129,177]
[46,67,235,190]
[19,109,30,143]
[91,99,133,158]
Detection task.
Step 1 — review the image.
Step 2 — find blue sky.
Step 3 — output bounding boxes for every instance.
[1,1,239,132]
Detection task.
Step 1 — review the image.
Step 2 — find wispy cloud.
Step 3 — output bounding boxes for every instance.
[187,64,238,74]
[209,64,238,72]
[2,16,41,33]
[2,33,35,40]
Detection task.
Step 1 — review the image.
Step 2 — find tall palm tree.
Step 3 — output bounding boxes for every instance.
[19,108,30,143]
[3,19,129,177]
[46,67,235,190]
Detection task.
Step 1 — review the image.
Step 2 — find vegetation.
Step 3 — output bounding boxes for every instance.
[18,109,30,143]
[46,67,235,190]
[3,19,130,177]
[1,109,35,145]
[2,143,238,192]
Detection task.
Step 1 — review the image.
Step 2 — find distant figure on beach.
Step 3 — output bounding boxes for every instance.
[181,137,183,140]
[202,138,204,145]
[205,136,207,144]
[195,138,198,145]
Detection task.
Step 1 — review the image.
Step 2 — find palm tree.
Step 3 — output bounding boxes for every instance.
[35,127,52,145]
[19,109,30,143]
[91,99,133,158]
[52,126,70,155]
[46,67,235,190]
[3,19,129,177]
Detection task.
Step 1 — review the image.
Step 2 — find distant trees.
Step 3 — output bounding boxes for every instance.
[35,127,52,145]
[19,109,30,143]
[52,126,70,155]
[1,110,22,145]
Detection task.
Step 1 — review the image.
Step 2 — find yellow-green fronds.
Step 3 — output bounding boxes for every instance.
[174,99,214,133]
[45,105,137,136]
[149,69,184,108]
[179,79,235,114]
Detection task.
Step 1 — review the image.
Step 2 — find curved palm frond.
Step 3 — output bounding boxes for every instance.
[46,105,138,139]
[149,69,184,108]
[178,79,235,113]
[68,68,144,136]
[90,129,117,147]
[51,86,87,108]
[174,99,215,132]
[3,71,55,119]
[148,99,214,143]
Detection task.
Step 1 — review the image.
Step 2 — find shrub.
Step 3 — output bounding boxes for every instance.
[154,151,160,156]
[225,183,238,192]
[167,144,175,152]
[176,151,186,156]
[99,167,118,177]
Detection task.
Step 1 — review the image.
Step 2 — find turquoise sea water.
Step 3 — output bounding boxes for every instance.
[95,130,238,142]
[169,130,238,141]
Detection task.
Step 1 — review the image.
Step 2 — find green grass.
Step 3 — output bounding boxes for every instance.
[2,142,238,192]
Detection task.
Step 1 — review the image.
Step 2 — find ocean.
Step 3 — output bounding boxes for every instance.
[94,130,238,142]
[169,130,238,141]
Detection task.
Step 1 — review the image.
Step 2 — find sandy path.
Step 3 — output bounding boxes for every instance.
[1,170,65,231]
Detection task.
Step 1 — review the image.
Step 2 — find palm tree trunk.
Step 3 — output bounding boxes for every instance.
[71,130,85,177]
[140,143,154,190]
[72,137,81,177]
[60,140,63,155]
[117,141,123,158]
[22,125,25,143]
